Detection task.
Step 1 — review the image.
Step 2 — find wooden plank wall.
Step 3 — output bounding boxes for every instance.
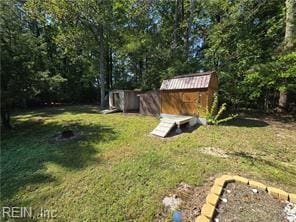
[207,73,219,111]
[139,90,160,116]
[160,89,209,116]
[124,91,141,111]
[109,90,125,110]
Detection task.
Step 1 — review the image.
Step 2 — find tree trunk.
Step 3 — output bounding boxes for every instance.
[278,91,288,110]
[109,47,113,89]
[105,45,113,90]
[137,59,143,83]
[278,0,295,111]
[184,0,195,60]
[172,0,180,49]
[284,0,295,51]
[106,46,110,90]
[1,110,11,129]
[99,26,105,108]
[181,0,184,21]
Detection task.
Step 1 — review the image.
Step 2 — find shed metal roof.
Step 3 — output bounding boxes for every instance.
[160,71,214,90]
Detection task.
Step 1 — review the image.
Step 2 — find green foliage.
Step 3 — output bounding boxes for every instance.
[203,0,288,108]
[1,0,294,113]
[206,94,238,125]
[244,51,296,103]
[1,0,66,107]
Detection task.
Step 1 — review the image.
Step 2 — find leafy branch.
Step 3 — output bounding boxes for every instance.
[206,94,238,125]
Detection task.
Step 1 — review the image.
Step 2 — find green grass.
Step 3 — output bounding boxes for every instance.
[1,105,296,221]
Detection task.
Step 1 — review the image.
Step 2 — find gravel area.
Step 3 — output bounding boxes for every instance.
[215,183,289,222]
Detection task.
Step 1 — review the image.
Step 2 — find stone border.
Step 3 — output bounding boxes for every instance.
[195,175,296,222]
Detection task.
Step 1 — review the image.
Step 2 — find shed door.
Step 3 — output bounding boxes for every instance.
[179,92,198,115]
[113,93,120,109]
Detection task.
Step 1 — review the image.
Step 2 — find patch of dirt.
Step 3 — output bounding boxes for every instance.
[263,117,296,130]
[237,112,296,130]
[215,183,288,222]
[154,179,214,222]
[61,129,75,138]
[155,178,295,222]
[200,147,230,158]
[50,130,81,142]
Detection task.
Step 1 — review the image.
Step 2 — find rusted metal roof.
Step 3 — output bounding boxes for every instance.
[160,72,213,90]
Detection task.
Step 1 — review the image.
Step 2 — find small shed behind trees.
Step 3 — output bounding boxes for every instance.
[160,71,218,117]
[109,90,141,112]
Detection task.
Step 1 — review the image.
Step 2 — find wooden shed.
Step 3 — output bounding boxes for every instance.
[160,71,218,117]
[109,90,141,112]
[139,90,160,116]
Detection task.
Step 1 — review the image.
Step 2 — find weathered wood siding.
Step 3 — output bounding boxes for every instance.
[109,90,125,110]
[109,90,141,112]
[124,91,141,112]
[139,90,160,116]
[207,72,218,112]
[160,89,208,116]
[160,72,218,117]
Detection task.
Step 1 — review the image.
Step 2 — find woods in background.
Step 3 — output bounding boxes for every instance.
[1,0,295,127]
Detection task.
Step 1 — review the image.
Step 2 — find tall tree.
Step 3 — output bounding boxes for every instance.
[1,0,65,128]
[184,0,196,60]
[278,0,296,111]
[1,0,294,119]
[98,25,105,107]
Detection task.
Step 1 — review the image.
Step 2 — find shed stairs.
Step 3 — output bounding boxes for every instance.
[151,115,195,137]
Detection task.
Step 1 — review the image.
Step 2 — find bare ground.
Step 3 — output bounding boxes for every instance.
[154,178,214,221]
[215,183,288,222]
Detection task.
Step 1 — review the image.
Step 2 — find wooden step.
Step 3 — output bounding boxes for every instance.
[158,122,175,127]
[160,119,176,124]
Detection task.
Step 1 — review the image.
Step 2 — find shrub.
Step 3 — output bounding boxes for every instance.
[206,94,238,125]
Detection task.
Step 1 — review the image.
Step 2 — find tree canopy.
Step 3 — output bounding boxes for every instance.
[1,0,295,126]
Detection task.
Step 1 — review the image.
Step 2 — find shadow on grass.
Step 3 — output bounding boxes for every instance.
[237,110,296,124]
[166,124,201,138]
[229,151,296,178]
[223,117,269,127]
[1,117,117,201]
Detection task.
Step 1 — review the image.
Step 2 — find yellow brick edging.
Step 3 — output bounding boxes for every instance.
[196,175,296,221]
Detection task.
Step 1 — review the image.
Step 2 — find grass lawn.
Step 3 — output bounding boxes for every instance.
[1,105,296,221]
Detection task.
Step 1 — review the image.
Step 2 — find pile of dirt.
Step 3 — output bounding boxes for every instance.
[51,129,81,142]
[215,183,289,222]
[61,129,75,138]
